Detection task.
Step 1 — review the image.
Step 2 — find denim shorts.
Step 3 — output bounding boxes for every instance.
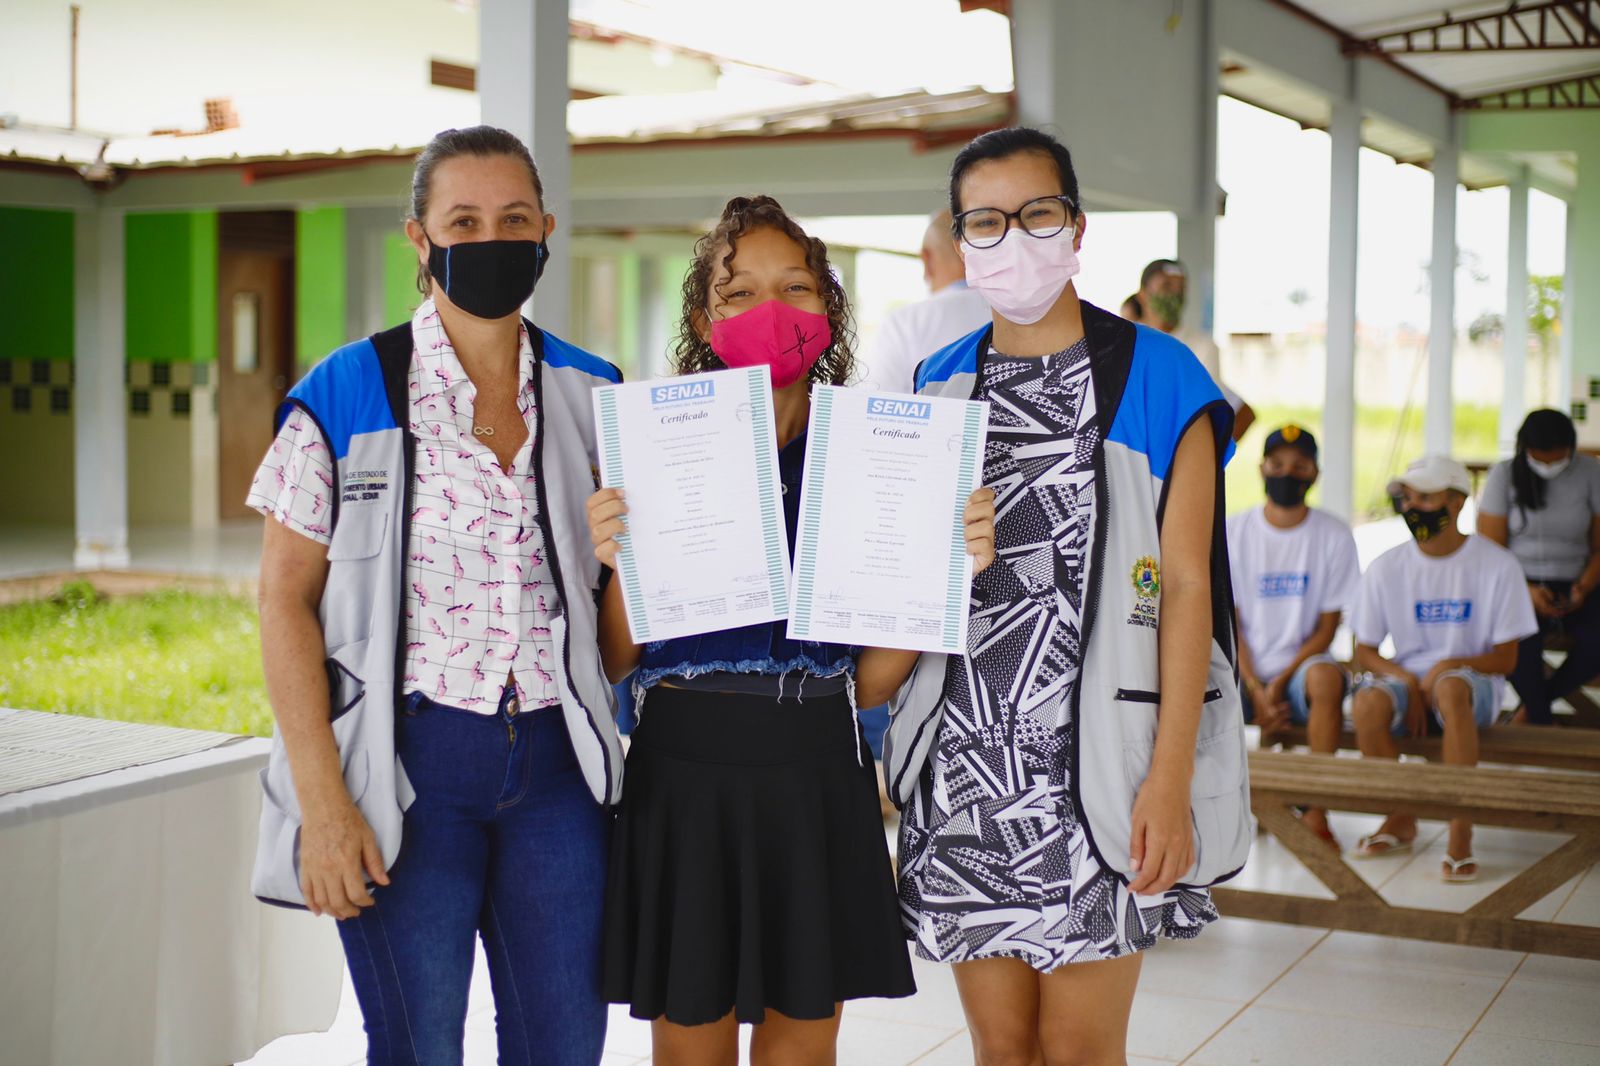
[1352,668,1498,735]
[1241,655,1349,724]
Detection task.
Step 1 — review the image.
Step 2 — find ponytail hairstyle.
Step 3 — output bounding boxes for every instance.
[1511,407,1577,516]
[408,125,545,296]
[671,195,856,386]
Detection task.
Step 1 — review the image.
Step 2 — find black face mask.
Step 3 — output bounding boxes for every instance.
[1401,506,1451,543]
[427,237,548,320]
[1264,474,1312,507]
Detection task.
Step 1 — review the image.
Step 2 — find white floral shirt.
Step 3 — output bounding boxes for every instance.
[247,298,560,713]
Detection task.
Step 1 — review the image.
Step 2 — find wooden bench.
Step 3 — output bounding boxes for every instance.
[1258,722,1600,772]
[1211,750,1600,959]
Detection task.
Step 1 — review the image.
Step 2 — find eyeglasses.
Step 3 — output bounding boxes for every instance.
[952,195,1079,249]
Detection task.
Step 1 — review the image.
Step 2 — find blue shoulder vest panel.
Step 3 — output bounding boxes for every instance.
[539,330,622,384]
[1108,325,1235,479]
[279,338,397,461]
[913,324,988,391]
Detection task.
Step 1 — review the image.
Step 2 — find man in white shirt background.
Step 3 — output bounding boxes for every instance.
[1228,425,1360,847]
[1348,456,1539,883]
[861,208,992,394]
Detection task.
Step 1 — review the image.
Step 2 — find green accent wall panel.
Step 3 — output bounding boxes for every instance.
[125,211,218,362]
[383,232,423,326]
[296,206,347,365]
[0,207,74,360]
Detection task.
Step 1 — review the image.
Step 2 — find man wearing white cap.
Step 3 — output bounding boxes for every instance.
[1348,456,1537,883]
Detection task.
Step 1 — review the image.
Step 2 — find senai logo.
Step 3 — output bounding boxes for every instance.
[866,397,932,420]
[652,380,715,405]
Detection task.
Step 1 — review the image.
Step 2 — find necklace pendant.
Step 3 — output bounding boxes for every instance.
[473,425,495,437]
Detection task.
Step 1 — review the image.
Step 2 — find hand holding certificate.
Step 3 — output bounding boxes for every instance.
[788,387,989,654]
[593,367,791,644]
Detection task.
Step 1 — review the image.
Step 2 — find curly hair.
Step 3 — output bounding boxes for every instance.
[670,195,857,386]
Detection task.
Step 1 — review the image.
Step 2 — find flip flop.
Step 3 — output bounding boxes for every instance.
[1441,855,1479,883]
[1353,832,1415,858]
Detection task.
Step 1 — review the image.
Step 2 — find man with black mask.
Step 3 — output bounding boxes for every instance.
[1227,425,1359,847]
[1349,456,1537,883]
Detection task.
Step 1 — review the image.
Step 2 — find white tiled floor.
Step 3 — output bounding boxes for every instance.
[241,815,1600,1066]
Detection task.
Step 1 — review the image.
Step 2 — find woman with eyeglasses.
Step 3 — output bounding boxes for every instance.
[876,127,1251,1064]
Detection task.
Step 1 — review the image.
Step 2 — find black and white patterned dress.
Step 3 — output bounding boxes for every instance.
[897,340,1217,971]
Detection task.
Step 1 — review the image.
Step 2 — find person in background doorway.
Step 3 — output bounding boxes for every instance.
[1478,408,1600,725]
[1349,456,1537,883]
[1227,425,1360,847]
[1122,258,1255,441]
[862,208,993,395]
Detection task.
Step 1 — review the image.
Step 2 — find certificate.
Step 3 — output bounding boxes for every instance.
[788,386,988,654]
[593,367,791,643]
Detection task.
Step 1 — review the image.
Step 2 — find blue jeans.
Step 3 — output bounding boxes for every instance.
[1352,668,1498,735]
[337,689,609,1065]
[1240,656,1348,724]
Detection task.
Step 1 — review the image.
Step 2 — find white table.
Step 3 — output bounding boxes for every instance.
[0,721,345,1066]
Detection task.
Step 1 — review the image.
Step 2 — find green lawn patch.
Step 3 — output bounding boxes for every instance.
[0,581,271,736]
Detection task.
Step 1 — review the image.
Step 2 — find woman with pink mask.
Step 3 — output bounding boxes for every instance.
[887,128,1252,1063]
[588,195,995,1065]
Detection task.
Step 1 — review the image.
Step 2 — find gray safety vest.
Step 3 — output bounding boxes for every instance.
[252,320,623,907]
[882,304,1252,889]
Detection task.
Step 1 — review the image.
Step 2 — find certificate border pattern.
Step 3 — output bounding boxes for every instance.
[595,387,652,642]
[747,366,792,619]
[788,384,835,638]
[943,403,986,652]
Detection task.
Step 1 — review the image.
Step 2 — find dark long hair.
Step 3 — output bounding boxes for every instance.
[1512,408,1577,514]
[670,195,856,386]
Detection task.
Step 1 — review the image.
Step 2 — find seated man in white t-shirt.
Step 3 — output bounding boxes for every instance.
[1227,425,1359,847]
[1349,456,1538,883]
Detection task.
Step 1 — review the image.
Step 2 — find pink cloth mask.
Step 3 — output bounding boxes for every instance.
[962,225,1081,325]
[709,299,832,389]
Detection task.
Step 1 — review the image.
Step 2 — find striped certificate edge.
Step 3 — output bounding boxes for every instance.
[592,386,652,643]
[942,400,989,653]
[787,383,837,640]
[746,366,792,620]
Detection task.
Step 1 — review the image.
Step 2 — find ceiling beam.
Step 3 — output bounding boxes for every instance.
[1459,71,1600,109]
[1260,0,1460,105]
[1353,2,1600,54]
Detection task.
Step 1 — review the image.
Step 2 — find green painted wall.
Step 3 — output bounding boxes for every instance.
[383,232,423,325]
[125,211,218,362]
[0,208,74,360]
[296,206,347,364]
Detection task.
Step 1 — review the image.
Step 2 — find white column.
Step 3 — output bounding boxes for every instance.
[1426,141,1459,457]
[479,0,571,336]
[1177,0,1220,342]
[73,207,130,569]
[1561,200,1577,413]
[1500,173,1530,454]
[1323,93,1360,522]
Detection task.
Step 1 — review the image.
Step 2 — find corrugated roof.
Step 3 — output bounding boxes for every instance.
[0,86,1008,176]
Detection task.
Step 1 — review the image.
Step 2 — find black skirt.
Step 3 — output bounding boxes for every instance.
[601,686,916,1025]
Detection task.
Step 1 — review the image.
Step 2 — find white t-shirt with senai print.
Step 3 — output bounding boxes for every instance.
[1351,534,1538,708]
[1226,506,1360,680]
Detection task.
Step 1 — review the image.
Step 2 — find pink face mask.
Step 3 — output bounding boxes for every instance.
[962,225,1081,325]
[709,299,832,389]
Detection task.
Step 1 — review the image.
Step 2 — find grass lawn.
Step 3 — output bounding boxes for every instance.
[0,582,271,736]
[1226,403,1499,522]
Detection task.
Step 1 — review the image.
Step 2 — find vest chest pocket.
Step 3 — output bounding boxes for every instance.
[327,510,388,561]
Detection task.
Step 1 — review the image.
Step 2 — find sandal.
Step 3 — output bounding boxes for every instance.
[1353,832,1415,858]
[1441,855,1479,884]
